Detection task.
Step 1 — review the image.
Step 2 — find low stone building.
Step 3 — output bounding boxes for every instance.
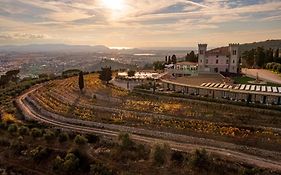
[161,78,281,105]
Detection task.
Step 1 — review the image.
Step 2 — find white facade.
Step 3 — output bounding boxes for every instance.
[198,43,240,74]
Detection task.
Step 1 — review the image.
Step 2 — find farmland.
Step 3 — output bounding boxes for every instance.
[24,73,281,155]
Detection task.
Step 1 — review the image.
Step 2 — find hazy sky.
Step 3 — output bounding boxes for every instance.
[0,0,281,48]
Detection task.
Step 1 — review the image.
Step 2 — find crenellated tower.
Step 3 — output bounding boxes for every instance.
[198,44,207,72]
[229,43,240,73]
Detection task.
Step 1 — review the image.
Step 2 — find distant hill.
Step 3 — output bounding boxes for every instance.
[0,44,111,53]
[90,59,137,71]
[240,40,281,53]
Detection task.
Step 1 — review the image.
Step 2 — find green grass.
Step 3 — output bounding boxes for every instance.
[232,76,281,86]
[232,76,255,84]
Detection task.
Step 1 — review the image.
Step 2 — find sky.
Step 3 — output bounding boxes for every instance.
[0,0,281,48]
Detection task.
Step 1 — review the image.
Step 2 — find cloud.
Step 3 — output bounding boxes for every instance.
[0,0,281,47]
[0,33,49,40]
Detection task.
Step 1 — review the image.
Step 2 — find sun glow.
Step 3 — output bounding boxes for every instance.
[101,0,125,11]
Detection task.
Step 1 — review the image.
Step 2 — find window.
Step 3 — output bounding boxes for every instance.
[206,59,208,64]
[200,59,203,63]
[226,60,229,64]
[233,50,237,55]
[233,60,235,64]
[216,59,218,64]
[200,50,204,54]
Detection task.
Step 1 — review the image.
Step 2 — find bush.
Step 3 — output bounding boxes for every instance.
[153,143,170,166]
[190,149,209,169]
[43,130,56,142]
[0,138,10,147]
[90,163,113,175]
[7,123,18,134]
[53,156,64,171]
[18,126,29,136]
[58,132,69,143]
[85,134,99,144]
[74,135,88,145]
[63,153,80,172]
[10,140,27,155]
[171,151,185,164]
[118,133,134,150]
[30,146,52,162]
[31,128,43,138]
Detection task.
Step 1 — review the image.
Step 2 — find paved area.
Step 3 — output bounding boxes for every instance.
[162,73,230,86]
[242,68,281,85]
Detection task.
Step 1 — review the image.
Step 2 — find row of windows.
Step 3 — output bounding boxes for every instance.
[199,50,237,55]
[200,59,236,64]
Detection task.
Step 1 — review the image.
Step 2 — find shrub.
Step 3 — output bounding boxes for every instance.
[90,163,113,175]
[7,123,18,134]
[74,135,88,145]
[171,151,185,164]
[85,134,99,144]
[18,126,29,136]
[153,143,170,166]
[43,130,56,142]
[58,132,69,143]
[190,149,209,169]
[31,128,43,138]
[53,155,64,171]
[63,153,80,172]
[10,140,27,155]
[30,146,52,162]
[118,133,134,150]
[0,138,10,147]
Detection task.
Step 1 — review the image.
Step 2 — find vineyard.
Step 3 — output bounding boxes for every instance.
[27,73,281,151]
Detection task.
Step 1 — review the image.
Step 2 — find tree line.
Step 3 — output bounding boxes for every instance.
[242,47,280,68]
[0,69,20,87]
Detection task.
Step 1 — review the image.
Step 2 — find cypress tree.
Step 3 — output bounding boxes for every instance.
[78,71,84,92]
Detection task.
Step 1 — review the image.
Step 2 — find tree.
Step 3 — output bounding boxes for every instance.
[58,132,69,143]
[18,126,29,136]
[255,47,266,67]
[127,70,136,77]
[153,143,170,166]
[8,124,18,134]
[99,67,112,84]
[78,71,84,92]
[74,135,88,145]
[118,133,134,150]
[6,69,20,82]
[171,55,177,64]
[153,61,165,70]
[31,128,43,138]
[274,48,279,59]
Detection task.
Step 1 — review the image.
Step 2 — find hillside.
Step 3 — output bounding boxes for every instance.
[240,40,281,53]
[90,59,137,71]
[0,44,111,53]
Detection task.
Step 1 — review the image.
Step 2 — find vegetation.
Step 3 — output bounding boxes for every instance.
[266,62,281,74]
[127,70,136,77]
[78,71,85,92]
[74,135,88,145]
[99,67,112,84]
[185,51,198,62]
[153,143,170,166]
[242,47,280,68]
[153,61,165,70]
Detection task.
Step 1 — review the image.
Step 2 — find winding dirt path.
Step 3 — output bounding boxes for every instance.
[16,85,281,172]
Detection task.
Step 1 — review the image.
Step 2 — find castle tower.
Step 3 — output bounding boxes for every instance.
[229,43,240,73]
[198,44,207,72]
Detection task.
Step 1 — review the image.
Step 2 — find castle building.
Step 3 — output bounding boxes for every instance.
[198,43,241,74]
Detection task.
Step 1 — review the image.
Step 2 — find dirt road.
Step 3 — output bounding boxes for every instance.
[16,85,281,172]
[242,68,281,84]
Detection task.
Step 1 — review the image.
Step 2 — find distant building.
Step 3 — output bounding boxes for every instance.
[198,43,241,74]
[165,62,198,77]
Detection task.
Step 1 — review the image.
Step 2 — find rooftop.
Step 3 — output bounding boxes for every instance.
[206,46,230,57]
